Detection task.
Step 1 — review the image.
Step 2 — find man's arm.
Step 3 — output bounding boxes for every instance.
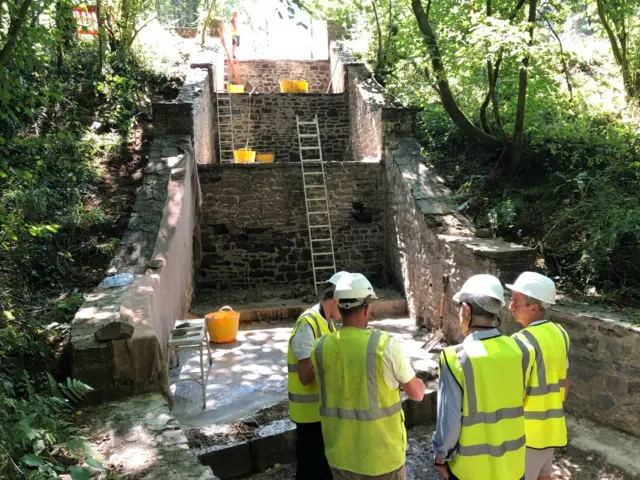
[432,352,462,462]
[401,376,425,401]
[297,357,315,386]
[290,322,316,386]
[387,338,425,401]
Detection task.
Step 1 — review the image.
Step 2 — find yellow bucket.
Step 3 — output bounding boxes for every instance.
[205,306,240,343]
[227,84,245,93]
[295,80,309,93]
[234,149,256,163]
[256,152,274,163]
[279,79,297,93]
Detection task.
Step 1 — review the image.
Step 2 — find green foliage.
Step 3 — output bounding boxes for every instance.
[0,373,102,479]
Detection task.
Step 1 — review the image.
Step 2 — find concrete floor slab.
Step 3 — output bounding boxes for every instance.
[567,415,640,479]
[169,317,438,429]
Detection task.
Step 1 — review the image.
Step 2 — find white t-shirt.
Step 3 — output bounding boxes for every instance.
[291,321,416,390]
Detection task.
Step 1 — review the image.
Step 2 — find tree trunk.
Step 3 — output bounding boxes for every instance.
[510,0,537,172]
[596,0,634,99]
[410,0,501,149]
[200,0,217,47]
[97,0,105,73]
[0,0,35,67]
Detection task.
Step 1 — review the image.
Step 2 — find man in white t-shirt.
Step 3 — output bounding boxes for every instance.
[287,272,348,480]
[311,273,424,480]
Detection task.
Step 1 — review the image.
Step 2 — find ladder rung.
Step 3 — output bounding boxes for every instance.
[311,238,331,242]
[314,266,335,270]
[308,211,328,215]
[310,225,330,228]
[297,121,317,125]
[307,198,326,201]
[304,172,323,175]
[313,252,333,256]
[305,185,325,188]
[300,146,320,150]
[299,134,318,138]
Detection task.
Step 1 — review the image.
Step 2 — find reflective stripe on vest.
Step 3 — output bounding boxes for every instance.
[287,307,333,423]
[445,335,529,480]
[515,321,569,448]
[312,328,406,476]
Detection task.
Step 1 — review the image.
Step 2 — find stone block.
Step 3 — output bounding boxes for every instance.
[590,392,615,410]
[94,321,134,342]
[605,375,628,394]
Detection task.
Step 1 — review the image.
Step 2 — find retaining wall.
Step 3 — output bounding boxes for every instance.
[153,65,216,164]
[236,60,331,93]
[70,136,201,401]
[223,93,350,163]
[197,162,384,289]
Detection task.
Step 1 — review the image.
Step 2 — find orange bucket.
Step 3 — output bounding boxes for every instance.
[279,79,297,93]
[234,149,256,163]
[205,306,240,343]
[294,80,309,93]
[256,152,274,163]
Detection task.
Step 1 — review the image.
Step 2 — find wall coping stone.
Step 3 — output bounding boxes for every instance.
[440,235,535,260]
[548,302,640,334]
[387,137,458,216]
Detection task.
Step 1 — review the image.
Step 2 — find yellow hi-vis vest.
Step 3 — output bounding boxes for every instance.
[442,333,534,480]
[287,307,335,423]
[513,321,570,449]
[311,327,406,476]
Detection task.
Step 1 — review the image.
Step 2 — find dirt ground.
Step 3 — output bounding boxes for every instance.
[241,425,631,480]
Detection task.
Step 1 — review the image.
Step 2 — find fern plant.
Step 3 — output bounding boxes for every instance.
[0,372,104,480]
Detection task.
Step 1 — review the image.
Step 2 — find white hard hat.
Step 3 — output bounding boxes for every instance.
[327,271,349,286]
[333,273,377,309]
[452,274,506,310]
[506,272,556,305]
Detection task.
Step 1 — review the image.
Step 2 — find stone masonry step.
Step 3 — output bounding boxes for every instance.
[190,286,407,323]
[77,393,218,480]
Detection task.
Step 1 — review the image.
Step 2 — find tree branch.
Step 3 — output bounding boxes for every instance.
[411,0,501,149]
[540,10,573,101]
[596,0,633,98]
[128,14,157,47]
[372,0,383,73]
[481,0,509,143]
[511,0,538,171]
[596,0,622,64]
[488,56,509,144]
[0,0,35,67]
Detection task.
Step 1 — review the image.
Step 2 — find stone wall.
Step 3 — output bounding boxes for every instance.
[236,60,331,93]
[329,42,415,162]
[71,136,201,401]
[153,65,216,164]
[385,137,536,342]
[222,93,350,162]
[500,304,640,438]
[197,162,384,289]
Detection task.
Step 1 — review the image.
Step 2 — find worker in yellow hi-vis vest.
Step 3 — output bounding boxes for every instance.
[433,274,535,480]
[507,272,570,480]
[287,271,348,480]
[311,273,425,480]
